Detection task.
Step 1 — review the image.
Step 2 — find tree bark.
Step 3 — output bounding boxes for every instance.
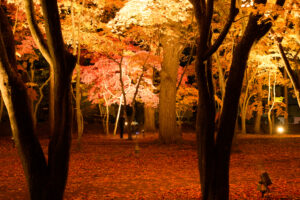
[159,37,182,144]
[144,106,156,132]
[24,0,55,136]
[254,81,263,133]
[1,1,77,199]
[0,7,48,199]
[278,42,300,108]
[190,0,285,198]
[211,1,285,198]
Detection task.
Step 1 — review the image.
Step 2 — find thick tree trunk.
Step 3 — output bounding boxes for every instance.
[210,6,284,198]
[0,7,48,199]
[41,0,76,198]
[159,37,182,144]
[144,106,156,132]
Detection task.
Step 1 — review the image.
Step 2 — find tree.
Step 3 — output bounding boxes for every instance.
[189,0,285,199]
[108,0,194,143]
[0,0,76,199]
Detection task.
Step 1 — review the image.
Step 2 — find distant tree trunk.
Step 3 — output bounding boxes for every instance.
[2,1,77,199]
[159,37,183,144]
[113,95,123,135]
[254,81,263,133]
[72,0,84,148]
[267,73,276,135]
[103,95,110,135]
[284,70,289,129]
[98,103,106,132]
[144,106,156,132]
[241,69,256,134]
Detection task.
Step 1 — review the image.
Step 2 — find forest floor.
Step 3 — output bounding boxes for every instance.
[0,130,299,200]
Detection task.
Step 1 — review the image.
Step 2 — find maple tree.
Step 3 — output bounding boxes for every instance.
[81,43,160,139]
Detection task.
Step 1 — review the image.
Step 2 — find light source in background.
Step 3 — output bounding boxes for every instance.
[276,126,285,134]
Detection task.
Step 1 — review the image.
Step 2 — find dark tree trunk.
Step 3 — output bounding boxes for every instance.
[208,1,285,199]
[1,0,76,199]
[40,0,76,198]
[159,37,182,144]
[190,0,285,199]
[0,7,48,199]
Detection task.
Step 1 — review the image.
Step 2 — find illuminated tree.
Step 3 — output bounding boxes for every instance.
[0,1,76,199]
[109,0,194,143]
[189,0,285,199]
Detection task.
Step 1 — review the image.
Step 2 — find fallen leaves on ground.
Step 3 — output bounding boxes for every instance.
[0,132,299,199]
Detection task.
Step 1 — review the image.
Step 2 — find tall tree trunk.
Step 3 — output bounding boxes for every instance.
[9,0,77,199]
[0,10,48,199]
[144,106,156,132]
[159,37,182,144]
[24,0,55,137]
[72,0,85,148]
[254,81,263,133]
[211,1,285,197]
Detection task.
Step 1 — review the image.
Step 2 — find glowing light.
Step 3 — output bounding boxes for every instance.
[276,126,285,134]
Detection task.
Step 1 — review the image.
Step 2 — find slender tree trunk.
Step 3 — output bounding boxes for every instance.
[159,37,182,144]
[277,42,300,107]
[113,95,123,135]
[267,73,276,135]
[103,95,110,135]
[144,106,156,132]
[71,0,85,148]
[284,70,289,129]
[254,81,262,133]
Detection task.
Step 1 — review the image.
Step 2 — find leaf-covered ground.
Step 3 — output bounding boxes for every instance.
[0,132,299,199]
